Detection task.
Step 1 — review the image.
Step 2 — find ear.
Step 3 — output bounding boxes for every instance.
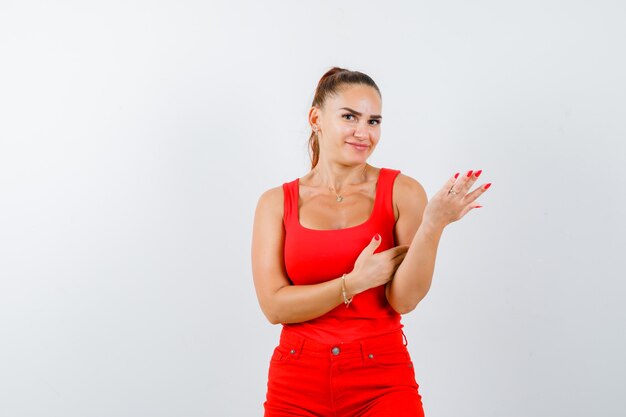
[308,106,321,130]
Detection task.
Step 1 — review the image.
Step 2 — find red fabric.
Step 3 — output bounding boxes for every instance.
[264,328,425,417]
[281,167,403,343]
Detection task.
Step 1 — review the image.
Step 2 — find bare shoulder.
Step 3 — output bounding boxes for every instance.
[255,184,284,219]
[392,172,428,222]
[258,185,284,210]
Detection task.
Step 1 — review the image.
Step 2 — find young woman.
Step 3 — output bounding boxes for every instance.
[251,67,491,416]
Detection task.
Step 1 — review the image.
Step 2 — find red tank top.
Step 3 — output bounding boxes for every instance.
[282,167,403,343]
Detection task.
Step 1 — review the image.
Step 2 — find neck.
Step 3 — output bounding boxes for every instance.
[310,161,369,193]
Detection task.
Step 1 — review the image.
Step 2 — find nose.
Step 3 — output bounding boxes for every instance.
[353,121,369,139]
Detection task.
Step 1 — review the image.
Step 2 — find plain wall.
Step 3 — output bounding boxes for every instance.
[1,1,625,416]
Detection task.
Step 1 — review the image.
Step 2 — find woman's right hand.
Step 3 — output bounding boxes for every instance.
[346,234,409,296]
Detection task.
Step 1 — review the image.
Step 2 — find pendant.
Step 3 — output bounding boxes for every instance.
[336,195,343,202]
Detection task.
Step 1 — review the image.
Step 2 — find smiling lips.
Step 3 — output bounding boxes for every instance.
[347,142,369,151]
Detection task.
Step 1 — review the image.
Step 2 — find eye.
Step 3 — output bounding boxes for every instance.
[342,113,355,120]
[369,119,381,126]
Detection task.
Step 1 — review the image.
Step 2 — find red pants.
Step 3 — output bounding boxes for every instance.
[264,328,425,417]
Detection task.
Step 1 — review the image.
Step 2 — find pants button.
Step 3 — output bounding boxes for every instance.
[331,346,340,355]
[368,353,374,359]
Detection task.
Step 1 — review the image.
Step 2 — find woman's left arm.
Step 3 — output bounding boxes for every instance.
[386,170,490,314]
[384,174,438,314]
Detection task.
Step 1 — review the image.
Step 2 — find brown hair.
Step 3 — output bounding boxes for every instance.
[308,67,382,169]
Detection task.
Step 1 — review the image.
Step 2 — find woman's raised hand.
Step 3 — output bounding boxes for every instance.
[346,234,409,296]
[422,169,492,230]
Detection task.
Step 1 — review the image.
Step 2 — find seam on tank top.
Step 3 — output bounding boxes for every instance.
[281,182,288,226]
[283,180,299,225]
[389,169,401,224]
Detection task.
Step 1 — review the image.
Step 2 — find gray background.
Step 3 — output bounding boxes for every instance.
[1,1,625,416]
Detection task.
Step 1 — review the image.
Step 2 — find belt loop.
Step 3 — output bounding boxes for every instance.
[359,340,367,364]
[401,329,408,347]
[295,336,305,359]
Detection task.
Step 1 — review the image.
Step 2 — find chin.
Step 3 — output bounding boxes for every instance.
[346,155,370,165]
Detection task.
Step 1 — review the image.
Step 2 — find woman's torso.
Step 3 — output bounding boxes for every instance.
[282,167,403,343]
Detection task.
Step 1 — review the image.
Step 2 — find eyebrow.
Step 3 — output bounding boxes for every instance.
[339,107,382,120]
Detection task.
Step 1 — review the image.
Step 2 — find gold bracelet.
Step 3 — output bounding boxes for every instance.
[341,273,353,307]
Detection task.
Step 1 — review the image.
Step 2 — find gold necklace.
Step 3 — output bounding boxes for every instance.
[328,187,344,202]
[327,166,368,203]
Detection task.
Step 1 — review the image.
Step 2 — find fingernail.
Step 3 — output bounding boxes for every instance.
[483,183,492,190]
[466,170,473,177]
[374,233,381,241]
[454,172,459,179]
[475,205,483,208]
[474,169,482,178]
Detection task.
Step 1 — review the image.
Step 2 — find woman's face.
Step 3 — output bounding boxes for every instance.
[312,84,382,165]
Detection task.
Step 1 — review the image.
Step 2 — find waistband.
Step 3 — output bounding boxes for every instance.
[278,327,408,360]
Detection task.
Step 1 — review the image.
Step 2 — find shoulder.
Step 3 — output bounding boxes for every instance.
[252,184,287,245]
[390,171,428,221]
[392,171,426,196]
[255,184,285,218]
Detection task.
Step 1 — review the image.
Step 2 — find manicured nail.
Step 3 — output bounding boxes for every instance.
[474,169,482,178]
[483,183,492,190]
[475,205,483,208]
[466,170,474,177]
[454,172,459,179]
[374,233,381,241]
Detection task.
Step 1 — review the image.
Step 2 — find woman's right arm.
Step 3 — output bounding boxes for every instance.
[251,187,347,324]
[250,187,407,325]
